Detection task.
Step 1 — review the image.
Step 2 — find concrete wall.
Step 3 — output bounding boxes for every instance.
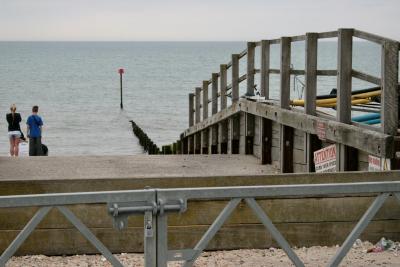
[1,172,400,255]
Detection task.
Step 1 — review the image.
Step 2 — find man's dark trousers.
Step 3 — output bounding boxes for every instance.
[29,137,43,156]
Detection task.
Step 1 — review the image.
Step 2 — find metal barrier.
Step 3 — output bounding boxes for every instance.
[1,181,400,267]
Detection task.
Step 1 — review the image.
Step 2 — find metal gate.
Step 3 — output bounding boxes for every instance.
[1,181,400,267]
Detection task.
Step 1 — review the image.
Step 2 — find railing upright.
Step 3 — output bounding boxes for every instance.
[260,40,270,98]
[336,28,354,171]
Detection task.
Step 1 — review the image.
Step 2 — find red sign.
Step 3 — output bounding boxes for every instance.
[316,121,327,141]
[118,68,125,74]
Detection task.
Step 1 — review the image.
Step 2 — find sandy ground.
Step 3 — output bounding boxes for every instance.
[5,242,400,267]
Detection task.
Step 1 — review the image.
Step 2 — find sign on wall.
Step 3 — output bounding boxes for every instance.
[314,144,336,173]
[368,155,391,171]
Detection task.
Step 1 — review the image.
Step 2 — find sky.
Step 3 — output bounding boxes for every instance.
[0,0,399,41]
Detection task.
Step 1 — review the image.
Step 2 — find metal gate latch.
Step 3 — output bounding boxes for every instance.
[108,201,157,230]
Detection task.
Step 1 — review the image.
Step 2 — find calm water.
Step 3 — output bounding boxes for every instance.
[0,41,382,156]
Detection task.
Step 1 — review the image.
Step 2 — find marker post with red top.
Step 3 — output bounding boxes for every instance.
[118,68,124,109]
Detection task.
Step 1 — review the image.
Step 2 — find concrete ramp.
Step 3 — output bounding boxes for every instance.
[0,155,277,182]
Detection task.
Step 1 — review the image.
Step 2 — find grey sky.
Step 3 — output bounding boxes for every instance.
[0,0,399,41]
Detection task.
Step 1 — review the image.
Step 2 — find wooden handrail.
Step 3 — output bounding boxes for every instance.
[190,28,400,132]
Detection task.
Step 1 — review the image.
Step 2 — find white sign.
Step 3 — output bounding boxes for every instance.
[314,144,336,173]
[368,155,391,171]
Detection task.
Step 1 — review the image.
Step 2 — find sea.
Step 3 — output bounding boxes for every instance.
[0,41,382,156]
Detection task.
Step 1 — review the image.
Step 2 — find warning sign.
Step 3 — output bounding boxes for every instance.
[368,155,391,171]
[314,145,336,173]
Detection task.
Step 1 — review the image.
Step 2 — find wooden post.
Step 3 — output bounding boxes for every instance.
[231,54,240,103]
[230,54,240,154]
[231,114,240,154]
[188,93,194,127]
[219,64,228,153]
[281,126,294,173]
[195,87,201,124]
[202,81,209,154]
[261,118,272,164]
[220,64,228,109]
[336,28,354,171]
[188,136,194,154]
[211,73,219,153]
[194,133,201,154]
[246,42,256,96]
[304,32,319,172]
[381,40,399,136]
[260,40,270,98]
[244,42,256,154]
[280,37,291,109]
[279,37,293,173]
[305,33,318,116]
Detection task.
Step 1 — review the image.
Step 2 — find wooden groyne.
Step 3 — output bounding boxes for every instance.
[130,120,160,154]
[172,28,400,173]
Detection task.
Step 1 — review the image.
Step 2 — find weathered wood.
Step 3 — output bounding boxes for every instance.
[269,39,281,45]
[211,73,219,153]
[317,31,338,39]
[246,42,256,96]
[176,140,182,154]
[316,70,337,76]
[195,87,201,124]
[305,32,318,116]
[290,35,306,42]
[305,134,322,172]
[336,28,354,171]
[1,220,399,255]
[337,28,353,124]
[353,29,398,45]
[212,73,218,114]
[352,69,381,85]
[280,125,294,173]
[188,93,195,127]
[381,40,399,135]
[188,136,194,154]
[218,121,228,154]
[202,80,209,120]
[230,114,240,154]
[262,118,272,164]
[245,114,255,155]
[220,64,228,110]
[305,33,318,172]
[182,137,188,154]
[201,129,209,154]
[260,40,270,98]
[280,37,291,109]
[194,133,201,154]
[231,54,240,103]
[184,99,394,158]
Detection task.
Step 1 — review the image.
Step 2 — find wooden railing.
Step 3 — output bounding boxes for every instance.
[187,28,400,136]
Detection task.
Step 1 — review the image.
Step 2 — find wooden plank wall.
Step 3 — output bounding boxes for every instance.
[1,172,400,255]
